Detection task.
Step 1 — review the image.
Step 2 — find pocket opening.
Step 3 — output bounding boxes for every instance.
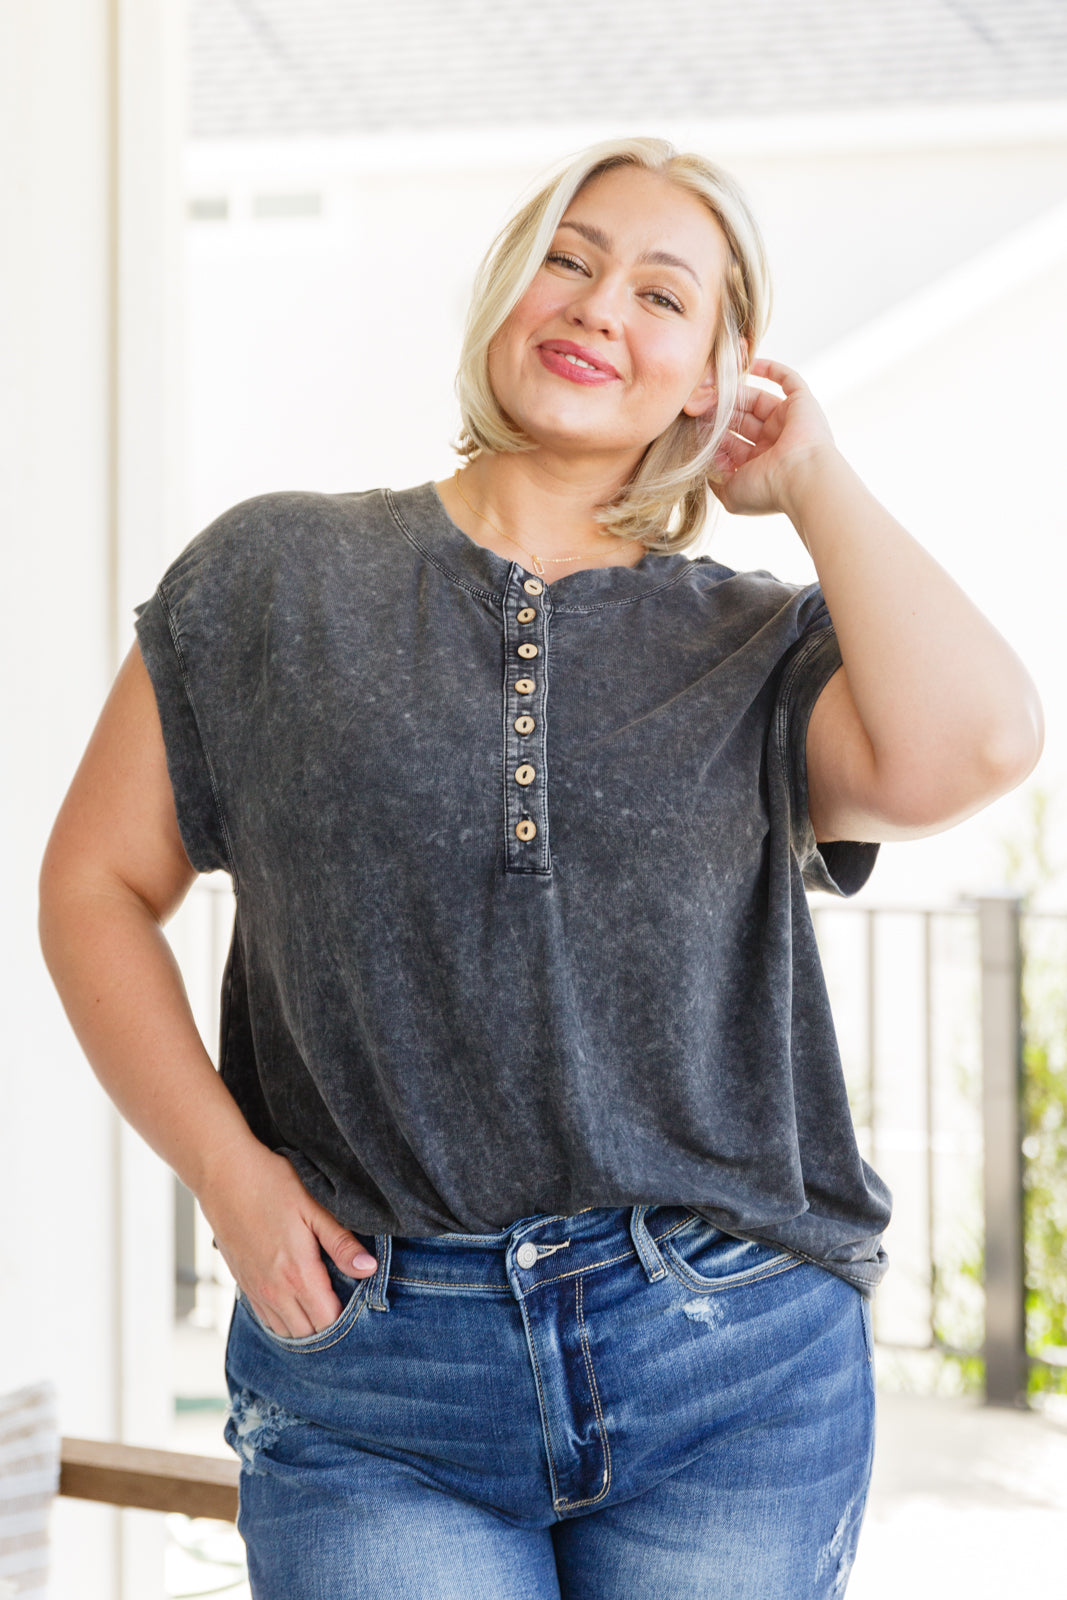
[661,1219,800,1295]
[237,1262,371,1352]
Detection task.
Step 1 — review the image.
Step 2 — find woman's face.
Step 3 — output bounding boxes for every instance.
[487,165,728,473]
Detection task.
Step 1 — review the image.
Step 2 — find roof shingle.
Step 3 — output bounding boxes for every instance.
[189,0,1067,140]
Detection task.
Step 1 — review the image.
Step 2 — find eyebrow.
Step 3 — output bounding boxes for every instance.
[557,220,703,286]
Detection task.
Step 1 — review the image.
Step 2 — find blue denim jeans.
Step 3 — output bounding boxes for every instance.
[224,1206,875,1598]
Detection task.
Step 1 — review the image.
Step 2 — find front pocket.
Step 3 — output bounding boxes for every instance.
[659,1214,801,1294]
[237,1259,371,1353]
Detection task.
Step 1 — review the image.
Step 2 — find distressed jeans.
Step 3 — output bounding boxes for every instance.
[224,1206,875,1598]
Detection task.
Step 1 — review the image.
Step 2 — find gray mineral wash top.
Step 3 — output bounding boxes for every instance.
[135,482,891,1293]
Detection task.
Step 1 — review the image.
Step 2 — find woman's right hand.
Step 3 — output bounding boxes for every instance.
[199,1144,378,1338]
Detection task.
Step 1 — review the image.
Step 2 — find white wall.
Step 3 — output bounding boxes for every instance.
[1,2,186,1594]
[182,110,1067,526]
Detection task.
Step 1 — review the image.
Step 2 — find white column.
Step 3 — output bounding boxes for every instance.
[0,2,186,1595]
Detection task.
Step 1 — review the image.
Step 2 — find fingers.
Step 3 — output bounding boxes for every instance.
[243,1261,336,1339]
[320,1221,378,1279]
[733,384,783,427]
[713,430,755,469]
[729,410,764,445]
[247,1249,345,1339]
[748,355,804,392]
[245,1289,317,1340]
[255,1216,377,1337]
[206,1146,379,1338]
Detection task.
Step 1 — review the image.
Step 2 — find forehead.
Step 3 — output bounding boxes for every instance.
[561,165,728,276]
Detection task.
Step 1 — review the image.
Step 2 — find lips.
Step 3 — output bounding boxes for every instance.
[537,339,620,384]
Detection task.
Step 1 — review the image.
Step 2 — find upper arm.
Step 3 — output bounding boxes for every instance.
[806,663,953,845]
[807,655,1044,845]
[806,665,1001,845]
[805,666,886,844]
[41,642,197,922]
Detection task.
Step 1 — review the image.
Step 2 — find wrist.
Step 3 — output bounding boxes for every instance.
[192,1126,279,1221]
[774,443,850,538]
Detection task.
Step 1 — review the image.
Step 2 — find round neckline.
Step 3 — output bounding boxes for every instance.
[435,477,652,587]
[385,482,693,612]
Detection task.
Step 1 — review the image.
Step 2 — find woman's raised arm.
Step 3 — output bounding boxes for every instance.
[39,645,377,1334]
[712,358,1044,843]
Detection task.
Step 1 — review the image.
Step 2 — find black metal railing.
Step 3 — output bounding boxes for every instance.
[813,895,1067,1406]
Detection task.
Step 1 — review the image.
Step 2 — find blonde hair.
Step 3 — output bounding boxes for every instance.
[455,137,772,553]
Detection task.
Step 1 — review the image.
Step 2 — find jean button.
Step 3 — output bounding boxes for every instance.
[516,1242,539,1269]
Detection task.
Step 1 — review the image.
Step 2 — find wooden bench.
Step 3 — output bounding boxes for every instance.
[59,1436,239,1522]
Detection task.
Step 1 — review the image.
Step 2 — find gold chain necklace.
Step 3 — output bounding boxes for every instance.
[452,469,630,578]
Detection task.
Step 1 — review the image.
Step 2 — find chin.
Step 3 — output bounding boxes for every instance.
[513,409,649,459]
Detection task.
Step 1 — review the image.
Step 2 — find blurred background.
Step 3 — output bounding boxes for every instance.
[3,1,1067,1595]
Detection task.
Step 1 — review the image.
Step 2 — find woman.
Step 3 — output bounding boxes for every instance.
[39,139,1042,1597]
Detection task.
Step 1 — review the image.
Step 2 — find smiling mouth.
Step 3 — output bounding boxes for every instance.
[538,341,620,384]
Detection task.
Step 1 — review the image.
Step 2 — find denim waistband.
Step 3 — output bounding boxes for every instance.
[356,1204,701,1312]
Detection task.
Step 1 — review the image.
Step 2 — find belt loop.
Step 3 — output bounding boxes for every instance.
[629,1206,667,1282]
[367,1234,392,1311]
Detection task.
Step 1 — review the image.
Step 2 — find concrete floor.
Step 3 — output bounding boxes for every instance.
[172,1322,1067,1597]
[848,1388,1067,1599]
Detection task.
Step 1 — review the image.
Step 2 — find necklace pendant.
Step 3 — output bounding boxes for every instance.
[532,555,546,577]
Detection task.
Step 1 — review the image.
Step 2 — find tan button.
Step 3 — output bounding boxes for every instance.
[517,642,539,660]
[517,607,536,624]
[514,715,535,735]
[515,764,535,786]
[515,819,537,842]
[523,578,544,595]
[514,678,535,695]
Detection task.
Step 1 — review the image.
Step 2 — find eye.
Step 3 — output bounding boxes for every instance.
[545,250,587,274]
[644,287,684,314]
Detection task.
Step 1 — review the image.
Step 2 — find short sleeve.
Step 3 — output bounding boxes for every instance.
[134,578,233,878]
[775,610,879,898]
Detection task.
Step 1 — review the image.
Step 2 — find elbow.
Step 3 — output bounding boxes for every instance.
[38,834,75,980]
[971,677,1045,806]
[38,838,61,964]
[875,702,1045,836]
[38,829,104,978]
[982,700,1044,798]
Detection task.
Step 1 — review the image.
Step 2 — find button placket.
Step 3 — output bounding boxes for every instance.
[503,566,550,874]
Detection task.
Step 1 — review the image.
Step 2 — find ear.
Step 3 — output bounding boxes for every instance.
[682,362,717,419]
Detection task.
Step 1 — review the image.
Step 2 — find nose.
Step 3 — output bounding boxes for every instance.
[566,273,625,338]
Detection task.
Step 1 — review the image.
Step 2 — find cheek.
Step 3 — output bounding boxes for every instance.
[488,286,554,380]
[504,277,564,339]
[638,332,713,403]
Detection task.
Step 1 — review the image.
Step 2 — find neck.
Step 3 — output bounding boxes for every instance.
[438,452,646,579]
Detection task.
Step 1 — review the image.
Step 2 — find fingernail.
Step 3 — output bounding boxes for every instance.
[353,1250,377,1272]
